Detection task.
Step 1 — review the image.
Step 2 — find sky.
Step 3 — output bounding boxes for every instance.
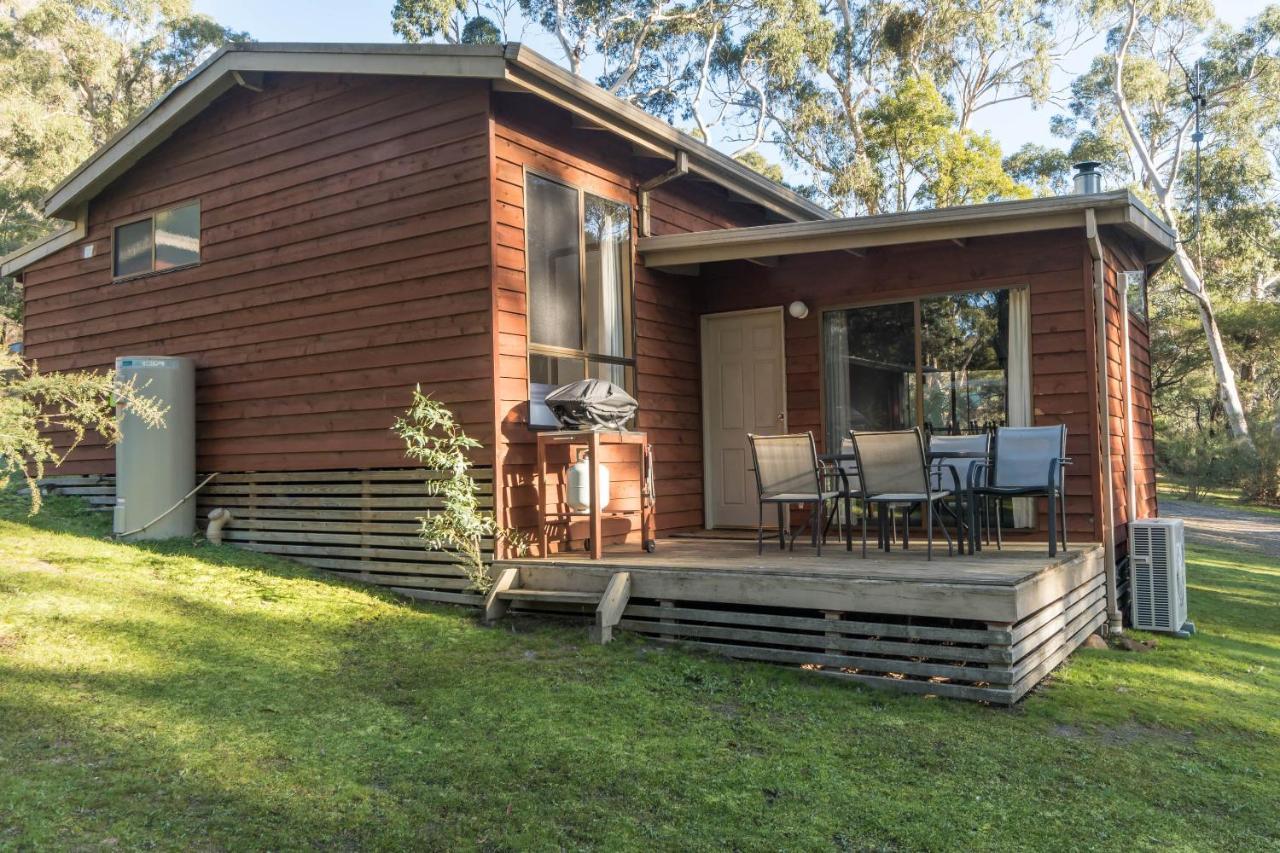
[192,0,1274,176]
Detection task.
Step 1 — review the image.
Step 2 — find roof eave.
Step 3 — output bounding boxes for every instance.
[41,42,830,225]
[0,208,87,279]
[43,45,512,220]
[637,192,1177,269]
[503,45,832,223]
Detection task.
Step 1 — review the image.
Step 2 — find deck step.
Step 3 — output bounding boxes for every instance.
[497,589,601,605]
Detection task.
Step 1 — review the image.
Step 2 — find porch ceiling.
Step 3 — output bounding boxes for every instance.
[637,190,1177,271]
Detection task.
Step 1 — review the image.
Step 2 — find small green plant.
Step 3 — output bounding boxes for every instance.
[392,387,525,593]
[0,351,166,513]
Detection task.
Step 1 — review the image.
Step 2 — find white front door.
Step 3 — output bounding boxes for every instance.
[701,308,787,528]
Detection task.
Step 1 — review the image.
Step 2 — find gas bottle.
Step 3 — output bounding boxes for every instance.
[567,450,609,512]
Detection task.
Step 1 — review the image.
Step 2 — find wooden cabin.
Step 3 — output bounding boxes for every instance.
[4,43,1175,702]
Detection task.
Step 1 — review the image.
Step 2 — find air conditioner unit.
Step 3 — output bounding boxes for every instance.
[1129,518,1194,637]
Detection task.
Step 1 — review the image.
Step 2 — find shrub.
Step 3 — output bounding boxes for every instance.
[0,352,165,512]
[392,388,525,593]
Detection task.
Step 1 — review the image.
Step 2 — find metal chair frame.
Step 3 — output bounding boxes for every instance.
[747,432,841,556]
[849,428,958,561]
[966,425,1072,557]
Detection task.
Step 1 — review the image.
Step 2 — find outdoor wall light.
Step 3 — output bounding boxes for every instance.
[788,300,810,319]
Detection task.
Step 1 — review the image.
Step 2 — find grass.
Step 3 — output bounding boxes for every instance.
[1156,473,1280,518]
[1,494,1277,851]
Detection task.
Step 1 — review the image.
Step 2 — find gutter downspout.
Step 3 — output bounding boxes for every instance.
[638,149,689,237]
[1085,209,1124,634]
[1120,274,1138,524]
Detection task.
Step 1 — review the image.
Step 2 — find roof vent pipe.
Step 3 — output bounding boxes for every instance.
[1073,161,1103,195]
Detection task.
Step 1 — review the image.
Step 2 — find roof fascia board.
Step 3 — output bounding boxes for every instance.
[637,192,1175,268]
[0,207,87,278]
[641,209,1092,267]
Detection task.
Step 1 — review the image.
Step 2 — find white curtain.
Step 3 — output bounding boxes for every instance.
[1008,287,1035,528]
[598,211,624,358]
[822,312,851,451]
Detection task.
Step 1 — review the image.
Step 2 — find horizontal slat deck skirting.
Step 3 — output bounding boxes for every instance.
[196,468,491,605]
[43,474,1104,701]
[36,470,489,605]
[498,543,1108,704]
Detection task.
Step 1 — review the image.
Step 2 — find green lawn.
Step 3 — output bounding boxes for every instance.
[1,494,1277,851]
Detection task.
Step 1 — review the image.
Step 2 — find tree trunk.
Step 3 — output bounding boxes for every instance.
[1169,244,1252,440]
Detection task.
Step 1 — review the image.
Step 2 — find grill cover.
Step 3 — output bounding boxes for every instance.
[544,379,637,430]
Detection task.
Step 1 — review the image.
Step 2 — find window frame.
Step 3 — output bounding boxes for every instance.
[522,168,637,411]
[817,285,1029,442]
[111,200,201,282]
[1123,269,1149,323]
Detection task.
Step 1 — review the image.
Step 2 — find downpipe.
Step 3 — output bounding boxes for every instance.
[638,149,689,237]
[1085,209,1124,635]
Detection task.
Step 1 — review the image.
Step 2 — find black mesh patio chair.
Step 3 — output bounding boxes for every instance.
[748,432,841,556]
[966,425,1071,557]
[849,428,957,560]
[929,432,992,551]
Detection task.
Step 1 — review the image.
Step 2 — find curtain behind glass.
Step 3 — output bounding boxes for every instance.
[526,174,582,350]
[584,194,630,359]
[1008,287,1035,527]
[822,302,916,440]
[822,311,851,451]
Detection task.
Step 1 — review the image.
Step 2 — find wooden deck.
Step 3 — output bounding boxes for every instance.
[495,538,1107,704]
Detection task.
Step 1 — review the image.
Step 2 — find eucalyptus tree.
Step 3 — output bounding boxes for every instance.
[765,0,1070,213]
[1057,0,1280,441]
[0,0,245,297]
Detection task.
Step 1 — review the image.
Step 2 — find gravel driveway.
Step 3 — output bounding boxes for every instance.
[1161,499,1280,559]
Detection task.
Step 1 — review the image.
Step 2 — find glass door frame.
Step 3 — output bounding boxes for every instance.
[817,285,1029,450]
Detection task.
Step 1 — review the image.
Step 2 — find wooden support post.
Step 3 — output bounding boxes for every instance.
[591,571,631,644]
[659,599,676,638]
[536,437,549,558]
[483,567,519,624]
[824,611,843,654]
[589,431,603,559]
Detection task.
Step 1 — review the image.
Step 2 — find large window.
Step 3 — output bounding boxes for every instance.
[112,201,200,279]
[525,173,634,424]
[822,288,1031,448]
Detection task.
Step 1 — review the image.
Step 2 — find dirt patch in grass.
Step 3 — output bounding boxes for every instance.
[1097,722,1196,748]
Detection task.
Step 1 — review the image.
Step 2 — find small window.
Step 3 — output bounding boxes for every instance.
[113,201,200,279]
[1124,270,1147,321]
[524,172,634,427]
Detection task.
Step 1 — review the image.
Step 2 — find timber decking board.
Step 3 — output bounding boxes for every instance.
[499,539,1095,586]
[498,540,1104,623]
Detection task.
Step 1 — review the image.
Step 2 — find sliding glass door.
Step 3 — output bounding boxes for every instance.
[822,288,1030,449]
[921,290,1010,435]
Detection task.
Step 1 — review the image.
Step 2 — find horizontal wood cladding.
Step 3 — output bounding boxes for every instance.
[697,230,1101,537]
[22,73,496,475]
[489,92,774,544]
[1103,236,1158,552]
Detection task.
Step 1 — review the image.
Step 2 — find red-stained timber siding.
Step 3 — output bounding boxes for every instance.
[1102,237,1159,554]
[489,92,773,548]
[20,69,1153,557]
[22,74,496,475]
[697,231,1104,540]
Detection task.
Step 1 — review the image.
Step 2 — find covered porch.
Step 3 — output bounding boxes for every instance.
[492,538,1106,704]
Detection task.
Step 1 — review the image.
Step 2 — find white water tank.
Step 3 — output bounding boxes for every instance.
[113,355,196,540]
